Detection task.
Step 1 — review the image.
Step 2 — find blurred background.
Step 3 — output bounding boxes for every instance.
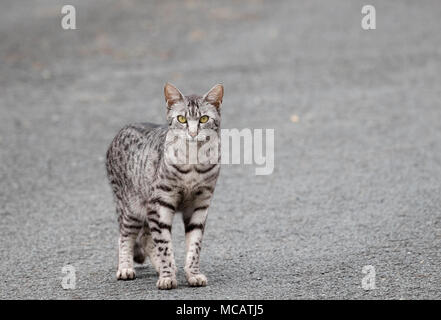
[1,0,441,299]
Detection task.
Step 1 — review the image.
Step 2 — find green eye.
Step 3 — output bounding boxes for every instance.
[177,115,187,123]
[199,115,209,123]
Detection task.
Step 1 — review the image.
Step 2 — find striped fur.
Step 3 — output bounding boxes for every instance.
[106,84,223,289]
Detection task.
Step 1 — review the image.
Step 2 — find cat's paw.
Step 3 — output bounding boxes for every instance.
[156,276,177,290]
[187,273,207,287]
[116,267,136,280]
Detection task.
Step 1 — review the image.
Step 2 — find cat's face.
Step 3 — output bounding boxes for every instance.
[164,83,223,141]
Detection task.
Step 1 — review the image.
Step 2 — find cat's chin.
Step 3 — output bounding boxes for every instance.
[186,135,203,142]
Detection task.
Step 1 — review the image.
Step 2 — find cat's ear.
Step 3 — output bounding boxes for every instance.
[164,83,184,108]
[203,84,224,108]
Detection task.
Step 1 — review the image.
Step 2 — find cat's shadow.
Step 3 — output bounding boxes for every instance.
[131,266,216,290]
[133,265,158,279]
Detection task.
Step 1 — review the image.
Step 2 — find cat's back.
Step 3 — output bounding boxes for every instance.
[108,122,166,151]
[106,122,167,181]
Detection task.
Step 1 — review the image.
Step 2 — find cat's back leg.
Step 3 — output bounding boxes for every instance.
[115,201,144,280]
[133,225,161,274]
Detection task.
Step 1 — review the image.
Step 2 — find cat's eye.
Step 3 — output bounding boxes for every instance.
[199,115,209,123]
[177,115,187,123]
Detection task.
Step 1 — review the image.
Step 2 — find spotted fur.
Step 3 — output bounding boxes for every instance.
[106,83,223,289]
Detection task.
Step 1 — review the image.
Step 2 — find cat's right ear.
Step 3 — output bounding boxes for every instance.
[164,83,184,108]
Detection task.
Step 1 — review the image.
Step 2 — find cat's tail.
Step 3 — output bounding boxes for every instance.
[133,230,147,264]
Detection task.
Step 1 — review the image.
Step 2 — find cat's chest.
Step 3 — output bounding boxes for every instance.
[167,164,219,190]
[181,164,212,182]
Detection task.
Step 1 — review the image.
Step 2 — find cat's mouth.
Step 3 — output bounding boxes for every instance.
[186,134,206,142]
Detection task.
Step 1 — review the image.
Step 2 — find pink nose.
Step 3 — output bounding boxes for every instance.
[189,131,197,137]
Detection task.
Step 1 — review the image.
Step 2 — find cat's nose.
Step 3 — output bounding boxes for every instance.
[189,131,197,137]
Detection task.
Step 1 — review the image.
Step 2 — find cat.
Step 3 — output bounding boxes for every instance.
[106,83,223,289]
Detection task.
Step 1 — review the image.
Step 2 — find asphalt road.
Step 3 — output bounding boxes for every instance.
[1,0,441,299]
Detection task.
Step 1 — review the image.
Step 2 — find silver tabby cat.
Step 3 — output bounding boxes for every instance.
[106,83,223,289]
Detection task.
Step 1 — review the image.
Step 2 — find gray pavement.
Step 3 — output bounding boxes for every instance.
[1,0,441,299]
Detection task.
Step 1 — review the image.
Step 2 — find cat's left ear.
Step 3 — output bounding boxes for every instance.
[203,84,224,108]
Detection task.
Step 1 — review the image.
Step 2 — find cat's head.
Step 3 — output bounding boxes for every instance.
[164,83,223,140]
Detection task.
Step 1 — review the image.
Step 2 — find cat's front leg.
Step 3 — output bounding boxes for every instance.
[147,201,177,290]
[183,205,209,287]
